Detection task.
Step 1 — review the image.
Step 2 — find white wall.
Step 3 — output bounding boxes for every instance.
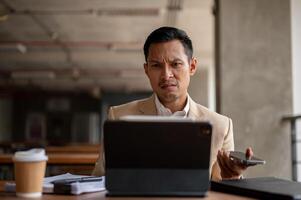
[291,0,301,181]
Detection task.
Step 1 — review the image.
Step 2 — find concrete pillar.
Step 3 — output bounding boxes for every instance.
[217,0,292,179]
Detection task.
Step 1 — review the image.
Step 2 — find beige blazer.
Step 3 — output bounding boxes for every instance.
[92,95,234,181]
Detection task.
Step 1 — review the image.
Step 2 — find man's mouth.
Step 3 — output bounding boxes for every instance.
[159,82,178,90]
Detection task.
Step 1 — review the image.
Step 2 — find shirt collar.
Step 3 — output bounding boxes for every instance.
[154,94,190,117]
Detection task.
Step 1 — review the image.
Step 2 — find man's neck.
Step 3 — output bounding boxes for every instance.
[158,95,188,113]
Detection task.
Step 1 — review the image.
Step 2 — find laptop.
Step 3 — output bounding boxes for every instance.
[103,116,212,197]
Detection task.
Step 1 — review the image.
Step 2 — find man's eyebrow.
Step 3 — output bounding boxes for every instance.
[148,60,161,63]
[173,58,183,62]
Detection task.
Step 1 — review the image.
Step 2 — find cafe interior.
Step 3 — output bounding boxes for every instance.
[0,0,214,180]
[0,0,300,184]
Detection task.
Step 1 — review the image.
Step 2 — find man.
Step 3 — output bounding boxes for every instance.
[92,26,253,181]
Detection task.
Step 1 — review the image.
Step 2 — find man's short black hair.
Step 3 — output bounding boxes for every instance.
[143,26,193,62]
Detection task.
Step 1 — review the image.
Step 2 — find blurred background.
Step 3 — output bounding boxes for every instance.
[0,0,300,182]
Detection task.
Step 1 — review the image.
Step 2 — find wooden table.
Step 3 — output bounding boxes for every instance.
[0,181,255,200]
[0,149,255,199]
[46,144,100,154]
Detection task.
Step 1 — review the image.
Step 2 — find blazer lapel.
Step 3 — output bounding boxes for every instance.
[137,94,206,118]
[188,97,205,120]
[138,94,157,115]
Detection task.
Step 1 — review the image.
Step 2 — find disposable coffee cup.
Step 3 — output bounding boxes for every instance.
[13,148,48,198]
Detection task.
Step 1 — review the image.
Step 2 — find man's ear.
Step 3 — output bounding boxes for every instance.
[144,63,149,77]
[189,57,197,76]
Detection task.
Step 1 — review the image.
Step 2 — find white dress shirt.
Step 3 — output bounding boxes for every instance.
[154,94,190,117]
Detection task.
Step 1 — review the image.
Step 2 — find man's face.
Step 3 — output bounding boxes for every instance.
[144,40,197,106]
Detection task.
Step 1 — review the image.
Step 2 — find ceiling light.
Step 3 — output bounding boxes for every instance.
[16,43,27,54]
[0,2,12,22]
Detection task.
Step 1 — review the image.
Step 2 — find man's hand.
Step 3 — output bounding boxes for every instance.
[217,147,253,180]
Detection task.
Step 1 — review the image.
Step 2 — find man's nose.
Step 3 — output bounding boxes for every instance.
[161,65,174,79]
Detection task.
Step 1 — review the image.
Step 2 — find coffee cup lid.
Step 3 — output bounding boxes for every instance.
[13,148,48,162]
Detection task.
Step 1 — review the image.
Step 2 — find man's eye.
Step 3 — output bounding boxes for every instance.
[150,63,160,68]
[172,62,182,68]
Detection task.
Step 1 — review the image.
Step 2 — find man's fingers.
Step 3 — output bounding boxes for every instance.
[246,147,254,159]
[218,150,241,177]
[217,150,232,177]
[217,152,233,178]
[218,148,254,180]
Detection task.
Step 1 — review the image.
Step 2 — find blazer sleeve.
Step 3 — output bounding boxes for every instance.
[211,117,235,181]
[107,107,115,120]
[91,107,115,176]
[222,118,234,151]
[91,148,105,176]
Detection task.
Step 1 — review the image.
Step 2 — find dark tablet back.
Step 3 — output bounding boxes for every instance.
[104,119,212,197]
[211,177,301,200]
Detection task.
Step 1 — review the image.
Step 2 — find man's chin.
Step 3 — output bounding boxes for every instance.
[158,93,178,103]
